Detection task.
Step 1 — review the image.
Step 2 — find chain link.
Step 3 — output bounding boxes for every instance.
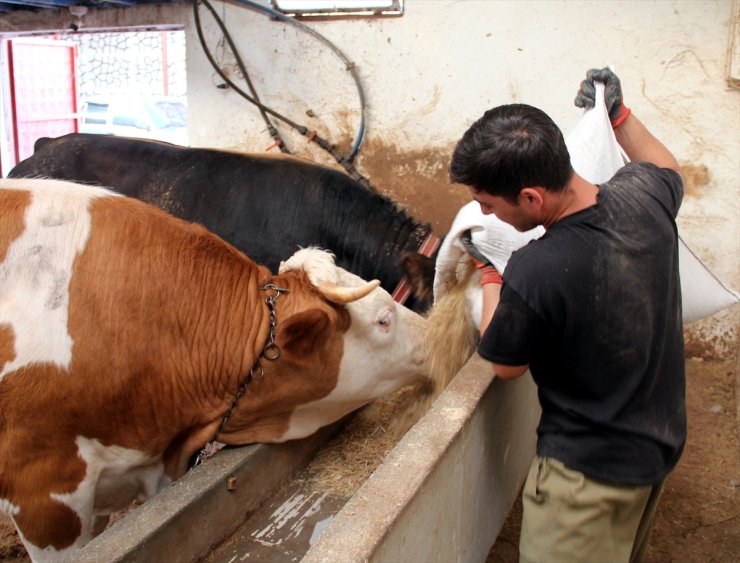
[191,283,289,469]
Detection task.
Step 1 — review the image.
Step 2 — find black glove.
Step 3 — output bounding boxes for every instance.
[460,230,502,285]
[574,67,631,127]
[460,229,492,267]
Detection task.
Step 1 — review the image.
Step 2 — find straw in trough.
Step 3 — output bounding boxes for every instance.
[301,261,480,497]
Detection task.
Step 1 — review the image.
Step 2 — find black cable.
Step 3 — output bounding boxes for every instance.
[192,0,372,188]
[198,0,289,153]
[229,0,367,161]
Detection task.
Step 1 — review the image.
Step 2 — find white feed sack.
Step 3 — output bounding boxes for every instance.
[435,83,739,327]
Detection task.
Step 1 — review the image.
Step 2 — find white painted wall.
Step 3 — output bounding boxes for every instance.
[186,0,738,189]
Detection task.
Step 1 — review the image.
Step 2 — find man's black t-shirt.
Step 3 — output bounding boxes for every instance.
[478,162,686,486]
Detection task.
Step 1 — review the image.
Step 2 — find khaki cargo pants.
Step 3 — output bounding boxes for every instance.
[519,456,664,563]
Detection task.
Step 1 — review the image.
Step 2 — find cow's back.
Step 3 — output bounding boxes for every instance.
[0,176,263,420]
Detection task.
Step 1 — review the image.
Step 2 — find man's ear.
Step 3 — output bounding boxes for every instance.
[519,187,545,210]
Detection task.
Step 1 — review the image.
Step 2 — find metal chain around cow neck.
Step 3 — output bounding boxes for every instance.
[190,283,289,470]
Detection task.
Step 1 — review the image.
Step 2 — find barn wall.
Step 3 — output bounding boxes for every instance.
[0,0,737,357]
[183,0,740,359]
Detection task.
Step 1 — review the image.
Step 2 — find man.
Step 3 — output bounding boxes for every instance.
[449,68,686,563]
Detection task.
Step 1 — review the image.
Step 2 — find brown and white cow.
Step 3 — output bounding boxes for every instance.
[0,178,428,561]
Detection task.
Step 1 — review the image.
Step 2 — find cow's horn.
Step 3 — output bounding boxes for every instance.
[317,279,381,304]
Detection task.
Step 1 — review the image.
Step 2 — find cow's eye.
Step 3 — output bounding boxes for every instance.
[375,308,395,330]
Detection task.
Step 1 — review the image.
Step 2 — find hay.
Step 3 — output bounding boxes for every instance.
[301,380,433,497]
[300,262,480,498]
[425,260,479,392]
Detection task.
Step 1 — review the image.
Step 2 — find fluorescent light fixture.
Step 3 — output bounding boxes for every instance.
[271,0,404,18]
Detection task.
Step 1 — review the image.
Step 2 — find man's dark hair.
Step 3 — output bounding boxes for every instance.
[449,104,573,202]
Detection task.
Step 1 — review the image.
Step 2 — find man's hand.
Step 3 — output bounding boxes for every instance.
[574,67,631,127]
[460,229,503,285]
[473,257,503,285]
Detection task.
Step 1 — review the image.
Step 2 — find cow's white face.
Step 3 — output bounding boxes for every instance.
[278,249,428,439]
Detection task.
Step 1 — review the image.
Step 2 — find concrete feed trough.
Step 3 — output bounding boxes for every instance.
[71,355,539,562]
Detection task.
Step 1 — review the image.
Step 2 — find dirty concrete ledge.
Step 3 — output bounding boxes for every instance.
[303,355,540,563]
[70,426,336,563]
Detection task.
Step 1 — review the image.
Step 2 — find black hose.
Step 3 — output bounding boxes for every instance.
[197,0,289,153]
[192,0,372,188]
[229,0,367,160]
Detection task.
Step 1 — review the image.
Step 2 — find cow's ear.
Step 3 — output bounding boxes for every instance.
[401,253,435,301]
[278,309,332,357]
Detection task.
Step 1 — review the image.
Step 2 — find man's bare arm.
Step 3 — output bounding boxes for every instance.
[490,362,529,380]
[614,113,685,185]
